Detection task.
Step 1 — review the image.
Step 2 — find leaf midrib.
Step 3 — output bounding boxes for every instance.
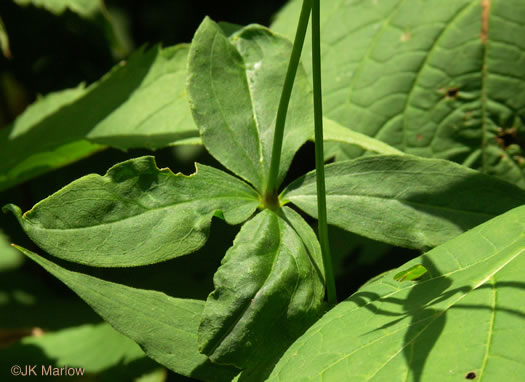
[208,32,263,189]
[25,195,258,231]
[287,193,495,219]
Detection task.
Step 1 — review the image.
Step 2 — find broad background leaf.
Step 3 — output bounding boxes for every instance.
[268,205,525,381]
[273,0,525,188]
[0,44,198,191]
[199,207,324,373]
[188,18,313,192]
[282,155,525,250]
[13,245,239,382]
[4,156,259,267]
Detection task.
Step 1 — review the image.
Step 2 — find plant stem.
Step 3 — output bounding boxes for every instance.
[265,0,312,198]
[312,0,337,305]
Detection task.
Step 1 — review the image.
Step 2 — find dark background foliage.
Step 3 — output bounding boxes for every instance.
[0,1,416,380]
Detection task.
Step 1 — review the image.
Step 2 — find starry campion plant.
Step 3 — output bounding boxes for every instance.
[2,0,525,381]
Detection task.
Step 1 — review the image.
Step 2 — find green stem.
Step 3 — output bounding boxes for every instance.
[312,0,337,305]
[265,0,312,198]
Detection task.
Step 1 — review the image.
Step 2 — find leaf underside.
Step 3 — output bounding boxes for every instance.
[273,0,525,188]
[13,245,239,382]
[267,205,525,382]
[187,18,314,192]
[4,156,259,267]
[283,155,525,250]
[198,207,325,372]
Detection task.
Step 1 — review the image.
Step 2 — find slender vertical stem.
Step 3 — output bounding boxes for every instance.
[265,0,312,199]
[312,0,337,305]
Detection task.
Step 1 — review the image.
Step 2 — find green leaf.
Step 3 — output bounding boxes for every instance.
[198,207,324,370]
[13,0,102,17]
[0,323,149,377]
[13,245,239,382]
[0,16,11,59]
[187,18,313,192]
[0,230,23,271]
[321,117,404,156]
[282,155,525,249]
[12,0,131,58]
[273,0,525,188]
[267,205,525,382]
[3,156,259,267]
[0,44,198,191]
[393,264,428,282]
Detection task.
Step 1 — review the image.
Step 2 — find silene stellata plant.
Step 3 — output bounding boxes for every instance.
[2,0,525,381]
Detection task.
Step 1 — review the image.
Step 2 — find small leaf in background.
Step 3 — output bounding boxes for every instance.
[187,18,313,192]
[321,117,403,156]
[0,16,11,59]
[13,0,102,18]
[4,156,259,267]
[267,205,525,382]
[393,264,428,282]
[0,322,163,381]
[0,44,198,191]
[12,245,238,382]
[199,207,324,373]
[282,155,525,250]
[273,0,525,188]
[0,230,23,271]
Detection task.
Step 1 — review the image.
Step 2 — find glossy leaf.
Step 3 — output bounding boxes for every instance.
[4,156,259,267]
[13,245,239,382]
[273,0,525,187]
[187,18,313,192]
[199,207,324,370]
[282,155,525,249]
[268,205,525,382]
[0,44,198,191]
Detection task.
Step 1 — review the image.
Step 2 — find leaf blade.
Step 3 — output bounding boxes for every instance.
[187,18,314,191]
[3,156,259,267]
[267,205,525,381]
[282,155,525,249]
[273,0,525,187]
[198,207,325,371]
[12,245,239,382]
[321,117,404,156]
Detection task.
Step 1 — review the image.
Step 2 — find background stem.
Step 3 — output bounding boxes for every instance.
[265,0,312,198]
[312,0,337,305]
